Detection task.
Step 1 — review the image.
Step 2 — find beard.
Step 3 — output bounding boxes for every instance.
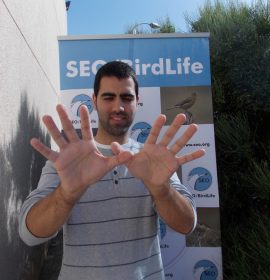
[98,111,135,137]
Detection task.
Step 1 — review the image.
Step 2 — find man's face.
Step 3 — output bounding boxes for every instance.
[93,76,139,141]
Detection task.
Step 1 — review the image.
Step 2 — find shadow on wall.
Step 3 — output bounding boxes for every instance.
[0,93,60,280]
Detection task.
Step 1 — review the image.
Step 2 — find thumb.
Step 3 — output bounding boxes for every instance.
[108,142,133,168]
[107,151,133,169]
[110,141,122,155]
[117,150,133,165]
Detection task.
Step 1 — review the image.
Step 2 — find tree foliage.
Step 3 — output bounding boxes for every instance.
[157,16,176,33]
[126,16,176,34]
[187,1,270,279]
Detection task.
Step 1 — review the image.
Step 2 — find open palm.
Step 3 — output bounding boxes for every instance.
[126,114,205,195]
[30,105,132,203]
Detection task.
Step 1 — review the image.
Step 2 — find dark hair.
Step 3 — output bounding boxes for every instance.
[93,61,139,97]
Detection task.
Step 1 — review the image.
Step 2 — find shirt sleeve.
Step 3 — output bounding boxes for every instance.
[169,172,197,234]
[18,160,60,246]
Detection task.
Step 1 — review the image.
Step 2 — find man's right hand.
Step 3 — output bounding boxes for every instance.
[31,104,132,205]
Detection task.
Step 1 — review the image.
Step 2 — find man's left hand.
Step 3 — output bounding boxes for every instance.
[124,114,205,197]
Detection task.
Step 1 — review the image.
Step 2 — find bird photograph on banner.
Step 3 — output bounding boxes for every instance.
[166,92,197,124]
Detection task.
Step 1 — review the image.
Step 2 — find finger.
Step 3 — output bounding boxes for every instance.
[170,124,198,155]
[159,114,186,147]
[177,149,205,165]
[30,138,59,162]
[145,115,166,145]
[56,104,79,143]
[42,115,68,149]
[80,105,93,141]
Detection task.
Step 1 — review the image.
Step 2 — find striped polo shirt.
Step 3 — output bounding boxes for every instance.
[19,138,196,280]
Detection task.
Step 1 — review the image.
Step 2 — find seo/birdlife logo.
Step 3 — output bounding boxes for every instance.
[130,122,152,143]
[70,94,94,117]
[159,219,167,240]
[187,167,212,191]
[193,260,218,280]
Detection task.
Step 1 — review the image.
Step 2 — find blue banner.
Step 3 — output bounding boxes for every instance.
[59,36,211,90]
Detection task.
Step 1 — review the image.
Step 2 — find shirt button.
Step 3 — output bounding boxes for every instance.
[114,180,118,184]
[113,170,117,175]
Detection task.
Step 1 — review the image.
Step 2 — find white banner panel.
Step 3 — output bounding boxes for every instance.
[58,33,222,280]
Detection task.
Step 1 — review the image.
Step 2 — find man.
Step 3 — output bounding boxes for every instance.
[19,61,204,280]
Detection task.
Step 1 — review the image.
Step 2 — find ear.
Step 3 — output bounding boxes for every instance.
[136,95,140,104]
[92,93,97,110]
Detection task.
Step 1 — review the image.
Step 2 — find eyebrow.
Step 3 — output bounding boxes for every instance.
[100,92,135,98]
[100,92,116,97]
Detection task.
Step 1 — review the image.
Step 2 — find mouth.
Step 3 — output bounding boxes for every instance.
[109,113,128,125]
[111,115,125,121]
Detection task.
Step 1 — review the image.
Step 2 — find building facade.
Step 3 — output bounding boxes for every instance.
[0,0,67,278]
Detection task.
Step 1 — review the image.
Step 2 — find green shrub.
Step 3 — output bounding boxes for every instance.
[186,1,270,278]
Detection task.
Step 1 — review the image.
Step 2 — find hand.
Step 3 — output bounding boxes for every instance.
[124,114,205,197]
[30,104,132,204]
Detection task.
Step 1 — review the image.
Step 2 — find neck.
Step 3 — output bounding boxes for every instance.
[94,130,129,145]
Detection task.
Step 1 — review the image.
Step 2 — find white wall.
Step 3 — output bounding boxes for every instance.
[0,0,67,278]
[0,0,67,141]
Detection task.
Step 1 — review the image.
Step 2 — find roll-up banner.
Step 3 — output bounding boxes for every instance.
[58,33,223,280]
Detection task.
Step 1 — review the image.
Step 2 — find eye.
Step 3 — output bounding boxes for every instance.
[103,96,114,100]
[121,95,135,102]
[101,93,115,101]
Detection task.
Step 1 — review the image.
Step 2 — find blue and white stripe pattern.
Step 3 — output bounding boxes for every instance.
[19,138,196,280]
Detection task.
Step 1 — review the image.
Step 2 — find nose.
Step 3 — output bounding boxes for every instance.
[113,98,124,112]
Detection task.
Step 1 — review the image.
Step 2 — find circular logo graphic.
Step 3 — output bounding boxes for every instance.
[193,260,218,280]
[187,167,212,191]
[159,219,167,240]
[70,94,94,117]
[130,122,152,143]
